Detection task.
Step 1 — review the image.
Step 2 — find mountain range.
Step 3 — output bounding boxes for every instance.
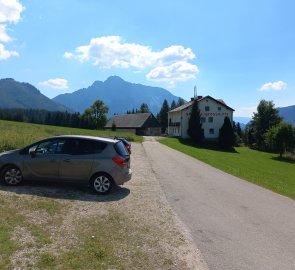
[0,78,69,111]
[278,106,295,126]
[0,76,294,126]
[53,76,180,116]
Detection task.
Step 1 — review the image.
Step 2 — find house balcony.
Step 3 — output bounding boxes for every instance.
[169,122,180,127]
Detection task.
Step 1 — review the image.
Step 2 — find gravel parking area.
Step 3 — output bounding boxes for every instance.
[0,142,207,269]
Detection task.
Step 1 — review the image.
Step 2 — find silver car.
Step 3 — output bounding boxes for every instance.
[0,135,132,194]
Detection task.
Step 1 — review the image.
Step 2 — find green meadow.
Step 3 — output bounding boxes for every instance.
[0,120,143,152]
[160,138,295,200]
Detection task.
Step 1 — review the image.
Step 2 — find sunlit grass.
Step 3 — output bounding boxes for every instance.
[160,138,295,200]
[0,120,142,152]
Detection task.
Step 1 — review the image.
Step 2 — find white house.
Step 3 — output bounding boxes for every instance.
[168,95,234,140]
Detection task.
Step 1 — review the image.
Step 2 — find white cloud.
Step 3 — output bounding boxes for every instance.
[146,61,199,86]
[0,42,18,59]
[260,81,287,91]
[0,24,11,42]
[0,0,24,23]
[64,36,199,86]
[234,106,257,118]
[0,0,24,60]
[39,78,69,89]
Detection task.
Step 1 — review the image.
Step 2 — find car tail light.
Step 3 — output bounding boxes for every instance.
[112,157,127,168]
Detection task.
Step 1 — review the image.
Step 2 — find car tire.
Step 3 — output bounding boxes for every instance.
[90,173,113,195]
[1,165,23,186]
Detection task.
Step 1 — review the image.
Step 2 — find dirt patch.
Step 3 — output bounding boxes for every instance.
[1,143,207,269]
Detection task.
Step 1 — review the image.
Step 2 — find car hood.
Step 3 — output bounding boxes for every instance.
[0,149,19,158]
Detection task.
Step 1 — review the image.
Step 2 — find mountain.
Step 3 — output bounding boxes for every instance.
[0,78,69,111]
[233,117,251,125]
[278,105,295,125]
[53,76,181,116]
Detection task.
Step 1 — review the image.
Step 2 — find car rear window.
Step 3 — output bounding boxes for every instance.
[114,141,129,156]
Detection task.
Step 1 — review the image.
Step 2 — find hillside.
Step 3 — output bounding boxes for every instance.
[53,76,181,115]
[0,78,69,111]
[278,105,295,125]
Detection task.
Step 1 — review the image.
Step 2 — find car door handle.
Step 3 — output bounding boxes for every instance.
[63,159,71,162]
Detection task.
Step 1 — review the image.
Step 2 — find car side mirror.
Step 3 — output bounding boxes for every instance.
[29,148,36,158]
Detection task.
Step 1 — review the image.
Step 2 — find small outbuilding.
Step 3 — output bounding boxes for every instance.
[105,113,162,136]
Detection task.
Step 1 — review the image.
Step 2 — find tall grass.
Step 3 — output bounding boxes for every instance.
[0,120,142,152]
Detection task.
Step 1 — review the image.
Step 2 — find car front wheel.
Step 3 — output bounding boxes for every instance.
[1,165,23,185]
[90,173,113,195]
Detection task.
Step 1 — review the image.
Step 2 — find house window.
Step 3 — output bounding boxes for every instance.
[208,117,213,123]
[209,128,214,134]
[205,106,210,111]
[218,107,221,111]
[201,117,206,123]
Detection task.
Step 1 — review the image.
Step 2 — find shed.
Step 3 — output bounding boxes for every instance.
[105,113,161,136]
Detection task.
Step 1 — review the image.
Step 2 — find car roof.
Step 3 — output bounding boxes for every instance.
[51,135,119,143]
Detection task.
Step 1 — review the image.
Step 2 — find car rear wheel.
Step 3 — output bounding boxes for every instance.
[90,173,113,195]
[1,165,23,185]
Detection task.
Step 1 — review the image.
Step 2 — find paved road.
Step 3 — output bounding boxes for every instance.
[143,138,295,270]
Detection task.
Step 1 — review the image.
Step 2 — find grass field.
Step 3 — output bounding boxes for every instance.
[160,138,295,200]
[0,120,143,152]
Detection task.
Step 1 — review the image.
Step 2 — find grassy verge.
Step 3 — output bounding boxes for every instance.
[160,137,295,200]
[0,120,143,151]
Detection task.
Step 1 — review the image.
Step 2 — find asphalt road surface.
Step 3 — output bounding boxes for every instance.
[143,138,295,270]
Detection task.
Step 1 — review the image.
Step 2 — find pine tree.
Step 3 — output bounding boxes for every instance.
[158,99,170,133]
[177,97,185,107]
[219,117,235,148]
[187,99,204,143]
[170,100,177,110]
[139,103,150,113]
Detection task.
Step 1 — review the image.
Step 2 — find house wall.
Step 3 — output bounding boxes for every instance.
[113,128,137,134]
[199,98,233,139]
[168,98,233,140]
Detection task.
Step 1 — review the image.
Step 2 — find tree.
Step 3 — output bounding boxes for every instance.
[177,97,185,107]
[111,121,116,131]
[219,117,236,149]
[252,100,282,149]
[139,103,150,113]
[170,100,177,110]
[82,100,109,129]
[264,122,295,158]
[158,99,170,133]
[233,121,243,145]
[187,99,204,143]
[236,122,242,138]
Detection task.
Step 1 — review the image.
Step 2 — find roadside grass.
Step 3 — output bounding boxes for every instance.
[0,120,143,152]
[160,137,295,200]
[0,195,60,269]
[37,211,175,270]
[0,189,190,269]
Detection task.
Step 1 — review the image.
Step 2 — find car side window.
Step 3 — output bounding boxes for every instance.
[62,139,107,155]
[30,139,65,155]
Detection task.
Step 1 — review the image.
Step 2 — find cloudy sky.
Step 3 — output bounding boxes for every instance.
[1,0,294,117]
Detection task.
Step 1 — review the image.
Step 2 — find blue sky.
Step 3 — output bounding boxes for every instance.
[1,0,294,117]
